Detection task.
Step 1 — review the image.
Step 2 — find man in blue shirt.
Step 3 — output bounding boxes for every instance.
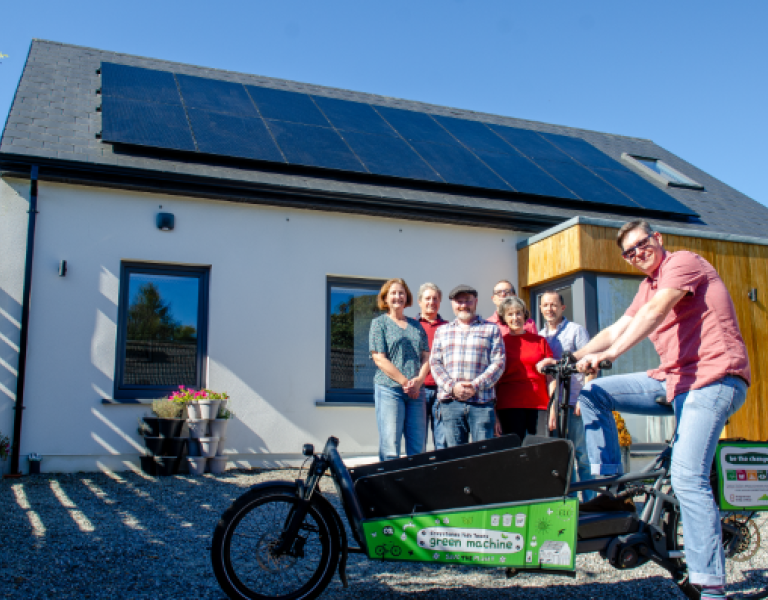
[536,290,595,501]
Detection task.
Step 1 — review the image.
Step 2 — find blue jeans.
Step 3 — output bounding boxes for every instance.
[374,384,426,461]
[564,408,596,502]
[438,400,495,447]
[579,373,748,586]
[424,388,447,450]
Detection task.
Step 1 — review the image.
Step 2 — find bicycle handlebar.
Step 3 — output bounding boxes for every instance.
[541,355,612,376]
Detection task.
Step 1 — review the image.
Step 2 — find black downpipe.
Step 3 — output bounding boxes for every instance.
[9,165,39,476]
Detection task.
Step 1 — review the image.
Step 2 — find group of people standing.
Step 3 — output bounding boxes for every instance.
[368,276,594,495]
[368,219,751,598]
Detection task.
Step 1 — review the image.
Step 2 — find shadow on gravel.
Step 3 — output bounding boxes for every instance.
[1,470,765,600]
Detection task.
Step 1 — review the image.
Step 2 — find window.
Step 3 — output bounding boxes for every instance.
[622,153,704,190]
[114,263,209,400]
[326,277,385,402]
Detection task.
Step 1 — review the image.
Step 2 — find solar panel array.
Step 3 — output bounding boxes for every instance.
[99,62,696,217]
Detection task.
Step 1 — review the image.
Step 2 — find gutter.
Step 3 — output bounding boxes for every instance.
[7,165,38,477]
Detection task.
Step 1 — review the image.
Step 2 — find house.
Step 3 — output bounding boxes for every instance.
[1,40,766,474]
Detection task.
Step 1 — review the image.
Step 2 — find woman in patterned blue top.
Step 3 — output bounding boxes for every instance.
[369,278,430,461]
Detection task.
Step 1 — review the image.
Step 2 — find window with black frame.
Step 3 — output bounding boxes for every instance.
[114,263,209,400]
[326,277,384,402]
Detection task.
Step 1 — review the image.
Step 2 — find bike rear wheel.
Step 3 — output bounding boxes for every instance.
[211,485,341,600]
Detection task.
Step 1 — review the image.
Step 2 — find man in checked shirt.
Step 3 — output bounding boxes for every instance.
[430,284,506,447]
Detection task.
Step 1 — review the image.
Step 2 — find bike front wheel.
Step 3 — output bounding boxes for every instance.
[211,485,341,600]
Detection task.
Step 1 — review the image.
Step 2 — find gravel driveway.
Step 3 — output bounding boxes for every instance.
[2,468,766,599]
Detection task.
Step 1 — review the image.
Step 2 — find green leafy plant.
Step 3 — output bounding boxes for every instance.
[0,432,11,460]
[169,385,228,402]
[152,399,184,419]
[217,407,235,420]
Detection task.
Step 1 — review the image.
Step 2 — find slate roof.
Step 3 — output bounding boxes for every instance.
[2,39,767,237]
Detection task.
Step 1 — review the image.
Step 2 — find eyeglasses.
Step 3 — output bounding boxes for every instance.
[621,235,654,260]
[493,289,515,297]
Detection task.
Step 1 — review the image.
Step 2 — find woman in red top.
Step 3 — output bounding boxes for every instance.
[494,296,553,442]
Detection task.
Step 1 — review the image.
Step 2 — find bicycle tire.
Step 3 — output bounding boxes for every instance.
[211,484,341,600]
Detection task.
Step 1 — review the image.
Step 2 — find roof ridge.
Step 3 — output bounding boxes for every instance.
[29,39,652,143]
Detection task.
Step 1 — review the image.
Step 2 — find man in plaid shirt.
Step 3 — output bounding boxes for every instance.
[430,284,506,447]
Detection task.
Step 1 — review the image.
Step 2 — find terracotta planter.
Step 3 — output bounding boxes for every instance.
[187,419,209,439]
[209,419,229,439]
[186,457,207,476]
[208,457,227,474]
[198,437,219,458]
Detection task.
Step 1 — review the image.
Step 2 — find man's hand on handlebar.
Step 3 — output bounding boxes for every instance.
[536,357,557,374]
[576,352,614,375]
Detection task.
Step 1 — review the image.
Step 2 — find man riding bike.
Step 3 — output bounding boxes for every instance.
[561,220,749,600]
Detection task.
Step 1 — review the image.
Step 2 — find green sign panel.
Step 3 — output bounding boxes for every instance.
[716,442,768,511]
[361,497,578,571]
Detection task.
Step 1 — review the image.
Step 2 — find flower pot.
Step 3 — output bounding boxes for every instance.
[215,438,226,457]
[165,437,188,458]
[157,418,184,439]
[144,437,164,456]
[187,419,209,439]
[187,438,201,457]
[198,437,219,458]
[155,456,181,477]
[196,399,221,421]
[142,417,161,437]
[209,419,229,439]
[186,402,201,420]
[208,456,227,474]
[139,455,157,476]
[186,457,207,476]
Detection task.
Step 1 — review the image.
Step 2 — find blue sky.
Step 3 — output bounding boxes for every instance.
[1,1,766,207]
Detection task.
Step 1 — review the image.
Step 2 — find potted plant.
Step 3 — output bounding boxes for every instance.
[150,399,185,438]
[613,411,632,473]
[0,432,10,477]
[173,386,228,420]
[210,407,234,439]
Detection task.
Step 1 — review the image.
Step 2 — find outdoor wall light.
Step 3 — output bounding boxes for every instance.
[156,212,175,231]
[58,260,67,277]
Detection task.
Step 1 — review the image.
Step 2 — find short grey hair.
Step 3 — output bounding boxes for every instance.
[497,296,529,321]
[417,282,442,301]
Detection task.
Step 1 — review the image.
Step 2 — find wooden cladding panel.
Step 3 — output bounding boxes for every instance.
[518,223,768,440]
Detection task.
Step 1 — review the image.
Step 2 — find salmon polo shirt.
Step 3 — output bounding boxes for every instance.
[625,250,751,401]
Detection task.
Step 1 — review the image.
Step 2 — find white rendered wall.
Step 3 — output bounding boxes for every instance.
[0,179,522,473]
[0,178,28,464]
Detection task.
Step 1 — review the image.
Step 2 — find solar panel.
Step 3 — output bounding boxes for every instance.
[432,116,517,155]
[488,125,570,162]
[177,75,258,118]
[535,159,639,208]
[474,150,579,199]
[312,96,396,137]
[101,63,181,105]
[246,86,330,127]
[101,96,196,151]
[341,131,442,182]
[374,106,460,146]
[188,109,284,162]
[540,133,626,171]
[100,63,697,218]
[593,167,697,216]
[265,120,367,173]
[410,141,511,191]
